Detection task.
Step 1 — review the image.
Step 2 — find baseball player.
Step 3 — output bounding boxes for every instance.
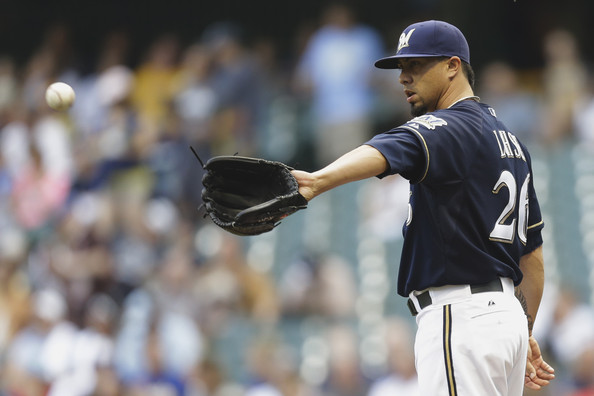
[292,20,555,395]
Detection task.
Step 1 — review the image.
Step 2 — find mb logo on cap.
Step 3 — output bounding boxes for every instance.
[397,28,415,53]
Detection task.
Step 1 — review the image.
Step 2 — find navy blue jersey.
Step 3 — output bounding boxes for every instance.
[366,99,544,296]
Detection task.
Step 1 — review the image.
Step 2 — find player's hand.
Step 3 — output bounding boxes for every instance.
[525,335,555,390]
[291,170,316,201]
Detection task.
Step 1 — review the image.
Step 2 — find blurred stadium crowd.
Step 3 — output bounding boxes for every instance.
[0,3,594,396]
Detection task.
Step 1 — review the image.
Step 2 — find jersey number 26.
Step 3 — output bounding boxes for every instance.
[490,170,530,245]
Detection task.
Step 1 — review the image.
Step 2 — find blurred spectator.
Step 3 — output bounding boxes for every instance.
[21,48,60,112]
[478,61,542,144]
[279,253,357,320]
[68,89,139,204]
[323,324,368,396]
[114,292,204,390]
[114,243,204,388]
[547,286,594,368]
[1,105,74,180]
[145,106,196,208]
[47,192,122,321]
[65,33,138,199]
[1,101,74,244]
[39,23,77,80]
[1,104,31,178]
[3,288,76,395]
[108,186,165,292]
[566,344,594,396]
[531,285,594,396]
[174,43,217,150]
[125,323,187,396]
[130,33,182,156]
[540,29,588,144]
[358,175,409,242]
[573,71,594,147]
[45,294,118,396]
[18,23,78,115]
[244,336,287,396]
[34,109,75,177]
[244,334,319,396]
[172,43,219,212]
[131,33,181,122]
[293,2,383,168]
[92,364,124,396]
[252,37,305,165]
[144,243,204,326]
[367,317,419,396]
[0,56,19,126]
[184,358,232,396]
[202,22,267,157]
[10,140,71,238]
[194,227,280,336]
[71,29,134,138]
[0,228,31,355]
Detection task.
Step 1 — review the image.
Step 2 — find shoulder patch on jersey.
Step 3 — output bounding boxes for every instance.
[406,114,448,130]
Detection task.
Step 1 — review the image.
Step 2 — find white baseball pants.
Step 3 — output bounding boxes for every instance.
[410,278,529,396]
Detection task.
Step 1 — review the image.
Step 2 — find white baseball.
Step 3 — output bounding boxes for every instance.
[45,82,76,111]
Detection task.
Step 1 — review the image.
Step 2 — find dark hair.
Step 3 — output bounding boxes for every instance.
[462,61,475,90]
[436,56,475,89]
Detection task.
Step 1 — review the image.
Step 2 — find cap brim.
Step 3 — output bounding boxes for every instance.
[374,54,450,69]
[374,55,403,69]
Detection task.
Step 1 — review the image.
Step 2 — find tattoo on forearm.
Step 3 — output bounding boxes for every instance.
[515,287,534,332]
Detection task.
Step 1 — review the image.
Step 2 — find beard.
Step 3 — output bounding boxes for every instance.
[410,102,428,117]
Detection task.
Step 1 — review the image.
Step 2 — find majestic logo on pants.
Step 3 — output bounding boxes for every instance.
[398,28,416,53]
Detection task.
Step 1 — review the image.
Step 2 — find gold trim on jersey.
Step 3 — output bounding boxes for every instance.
[401,126,430,182]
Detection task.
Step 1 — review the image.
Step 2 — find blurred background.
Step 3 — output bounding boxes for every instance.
[0,0,593,395]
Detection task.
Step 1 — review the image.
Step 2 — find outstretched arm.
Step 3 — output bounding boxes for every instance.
[515,246,555,390]
[292,144,388,201]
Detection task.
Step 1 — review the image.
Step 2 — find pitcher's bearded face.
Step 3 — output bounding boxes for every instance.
[397,57,450,116]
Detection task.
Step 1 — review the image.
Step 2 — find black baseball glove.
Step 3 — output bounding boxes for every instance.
[199,153,308,236]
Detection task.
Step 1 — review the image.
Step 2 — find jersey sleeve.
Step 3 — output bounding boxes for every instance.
[365,129,427,182]
[371,111,478,186]
[524,153,545,254]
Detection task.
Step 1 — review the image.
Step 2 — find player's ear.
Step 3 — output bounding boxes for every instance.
[446,56,462,78]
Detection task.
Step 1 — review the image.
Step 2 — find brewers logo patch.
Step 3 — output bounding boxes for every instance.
[406,114,448,130]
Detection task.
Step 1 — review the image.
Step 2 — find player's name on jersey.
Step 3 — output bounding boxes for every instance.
[492,130,526,161]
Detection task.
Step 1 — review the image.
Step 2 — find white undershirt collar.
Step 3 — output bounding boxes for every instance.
[448,95,481,108]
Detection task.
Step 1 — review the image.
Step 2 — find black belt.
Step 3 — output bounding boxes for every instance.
[407,278,504,316]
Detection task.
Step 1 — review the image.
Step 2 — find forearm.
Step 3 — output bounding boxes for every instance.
[515,245,545,335]
[309,145,388,197]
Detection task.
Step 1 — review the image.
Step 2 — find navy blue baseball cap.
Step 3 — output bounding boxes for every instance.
[375,20,470,69]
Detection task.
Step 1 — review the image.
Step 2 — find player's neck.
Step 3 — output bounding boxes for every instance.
[437,81,475,110]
